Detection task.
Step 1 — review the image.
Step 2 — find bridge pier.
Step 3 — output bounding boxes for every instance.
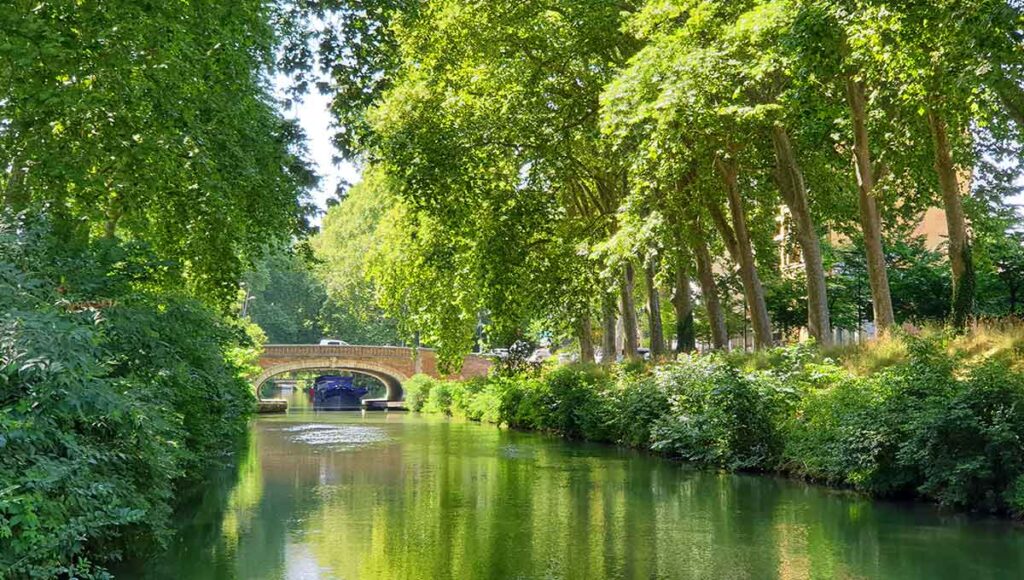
[257,399,288,414]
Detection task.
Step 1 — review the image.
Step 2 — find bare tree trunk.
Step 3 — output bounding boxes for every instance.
[846,78,895,334]
[771,125,832,346]
[688,219,729,350]
[578,310,595,363]
[621,263,641,360]
[673,265,696,353]
[714,156,773,349]
[601,293,617,363]
[927,107,975,329]
[646,260,666,357]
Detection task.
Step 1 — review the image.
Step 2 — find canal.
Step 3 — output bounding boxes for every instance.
[135,388,1024,579]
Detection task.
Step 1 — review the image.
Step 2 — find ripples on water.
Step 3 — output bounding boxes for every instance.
[281,424,390,450]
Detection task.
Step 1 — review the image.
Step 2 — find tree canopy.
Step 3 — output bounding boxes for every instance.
[1,0,316,303]
[297,0,1024,368]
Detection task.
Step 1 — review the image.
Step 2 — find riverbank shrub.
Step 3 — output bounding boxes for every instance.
[403,374,441,412]
[420,330,1024,517]
[609,372,668,448]
[650,357,784,470]
[0,216,257,577]
[423,380,455,415]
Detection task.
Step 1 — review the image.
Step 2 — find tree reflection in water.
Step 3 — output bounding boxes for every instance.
[136,405,1024,579]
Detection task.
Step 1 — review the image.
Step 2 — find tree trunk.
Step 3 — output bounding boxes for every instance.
[771,125,832,346]
[689,219,729,350]
[714,156,773,349]
[601,293,617,363]
[621,263,641,360]
[578,310,595,364]
[927,107,975,329]
[2,154,30,211]
[845,78,895,334]
[646,260,666,357]
[673,266,696,353]
[708,202,739,259]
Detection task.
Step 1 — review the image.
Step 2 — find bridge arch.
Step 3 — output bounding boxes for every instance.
[253,359,409,402]
[255,345,492,405]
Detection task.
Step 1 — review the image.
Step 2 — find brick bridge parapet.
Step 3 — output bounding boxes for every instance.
[254,345,491,402]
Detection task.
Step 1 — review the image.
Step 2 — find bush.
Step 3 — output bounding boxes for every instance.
[1007,475,1024,518]
[495,375,549,431]
[0,215,256,577]
[650,356,783,470]
[423,380,455,415]
[536,365,614,441]
[409,333,1024,517]
[451,377,487,420]
[610,372,668,448]
[894,346,1024,511]
[785,336,1024,513]
[403,374,440,412]
[783,372,884,486]
[465,381,504,424]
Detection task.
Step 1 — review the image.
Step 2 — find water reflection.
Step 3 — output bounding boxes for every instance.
[141,391,1024,579]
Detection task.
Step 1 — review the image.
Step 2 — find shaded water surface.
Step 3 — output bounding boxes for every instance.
[139,390,1024,579]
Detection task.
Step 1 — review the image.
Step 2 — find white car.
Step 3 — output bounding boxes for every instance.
[319,339,350,346]
[527,348,552,364]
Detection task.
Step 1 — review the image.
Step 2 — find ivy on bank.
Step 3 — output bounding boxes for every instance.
[406,335,1024,517]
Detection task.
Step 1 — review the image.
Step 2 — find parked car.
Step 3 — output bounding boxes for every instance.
[527,348,552,364]
[319,338,350,346]
[482,348,510,360]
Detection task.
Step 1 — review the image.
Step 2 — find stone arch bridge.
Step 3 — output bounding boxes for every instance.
[254,345,492,402]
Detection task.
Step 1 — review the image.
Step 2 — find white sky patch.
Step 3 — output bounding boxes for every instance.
[274,75,362,226]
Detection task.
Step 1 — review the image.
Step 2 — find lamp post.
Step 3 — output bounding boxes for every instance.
[240,282,255,318]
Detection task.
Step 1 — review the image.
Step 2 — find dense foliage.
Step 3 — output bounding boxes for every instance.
[0,215,259,577]
[299,0,1024,366]
[1,0,313,575]
[243,248,328,345]
[410,330,1024,516]
[0,0,315,303]
[312,169,403,346]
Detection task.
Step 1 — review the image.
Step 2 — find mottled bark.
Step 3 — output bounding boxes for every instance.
[673,266,696,353]
[578,311,595,364]
[646,260,666,356]
[601,293,617,363]
[689,220,729,350]
[621,263,640,360]
[771,125,832,346]
[714,156,773,349]
[845,78,895,333]
[708,202,739,259]
[927,107,975,329]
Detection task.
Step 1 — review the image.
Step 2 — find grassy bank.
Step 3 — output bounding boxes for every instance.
[406,326,1024,517]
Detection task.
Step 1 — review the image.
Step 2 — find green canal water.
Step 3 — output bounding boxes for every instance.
[134,389,1024,579]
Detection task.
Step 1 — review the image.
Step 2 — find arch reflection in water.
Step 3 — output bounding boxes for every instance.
[143,407,1024,579]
